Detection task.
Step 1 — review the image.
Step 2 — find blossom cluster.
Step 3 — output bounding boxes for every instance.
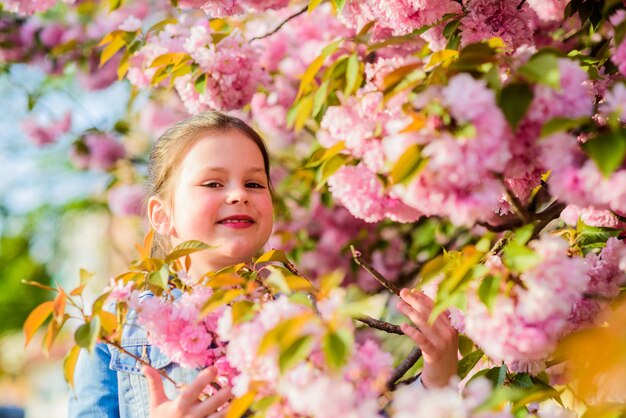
[179,0,290,17]
[455,237,584,370]
[218,294,393,417]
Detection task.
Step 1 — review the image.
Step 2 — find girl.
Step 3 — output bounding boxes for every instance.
[69,112,457,418]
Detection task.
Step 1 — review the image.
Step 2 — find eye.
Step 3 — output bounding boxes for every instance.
[245,181,265,189]
[202,181,223,188]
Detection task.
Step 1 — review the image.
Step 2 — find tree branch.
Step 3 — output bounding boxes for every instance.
[530,200,566,240]
[355,315,404,335]
[517,0,527,10]
[249,5,308,43]
[504,183,531,224]
[386,347,423,390]
[350,245,401,295]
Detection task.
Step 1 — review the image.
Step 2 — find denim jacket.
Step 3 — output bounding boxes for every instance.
[68,293,199,418]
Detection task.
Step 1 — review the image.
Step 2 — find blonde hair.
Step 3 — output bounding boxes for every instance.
[148,111,271,258]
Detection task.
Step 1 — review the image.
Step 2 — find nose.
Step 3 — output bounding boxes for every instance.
[226,186,249,205]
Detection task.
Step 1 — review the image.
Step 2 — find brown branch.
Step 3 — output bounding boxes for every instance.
[504,183,531,224]
[249,5,308,43]
[350,246,401,295]
[488,235,511,257]
[355,315,404,335]
[386,347,423,390]
[530,200,566,240]
[478,219,523,233]
[517,0,527,10]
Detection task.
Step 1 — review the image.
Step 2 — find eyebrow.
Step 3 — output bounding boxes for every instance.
[201,167,265,174]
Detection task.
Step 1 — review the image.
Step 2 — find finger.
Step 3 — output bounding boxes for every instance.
[178,367,218,408]
[399,290,455,332]
[143,366,168,410]
[192,385,232,417]
[397,301,452,346]
[400,323,437,356]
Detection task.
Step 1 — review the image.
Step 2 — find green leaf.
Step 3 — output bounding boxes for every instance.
[512,224,535,246]
[194,73,207,95]
[344,54,360,95]
[484,364,508,387]
[510,373,533,389]
[278,335,314,372]
[322,329,353,370]
[540,117,590,137]
[502,243,540,273]
[312,79,331,117]
[443,19,460,39]
[581,130,626,178]
[332,0,346,10]
[390,145,427,185]
[478,274,501,312]
[165,240,210,263]
[519,53,560,89]
[575,223,621,249]
[315,154,348,190]
[148,264,170,290]
[74,315,101,353]
[497,82,533,130]
[457,349,484,379]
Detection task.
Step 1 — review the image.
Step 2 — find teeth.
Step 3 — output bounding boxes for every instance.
[222,219,251,223]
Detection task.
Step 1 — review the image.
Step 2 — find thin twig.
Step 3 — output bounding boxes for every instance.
[249,5,308,43]
[355,315,404,335]
[106,340,180,387]
[386,347,423,390]
[396,373,421,387]
[517,0,527,10]
[350,245,401,295]
[488,235,511,257]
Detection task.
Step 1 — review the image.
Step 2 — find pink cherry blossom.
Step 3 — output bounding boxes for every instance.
[613,39,626,77]
[1,0,58,15]
[527,0,568,22]
[70,133,125,171]
[21,112,71,147]
[107,184,146,217]
[460,0,533,51]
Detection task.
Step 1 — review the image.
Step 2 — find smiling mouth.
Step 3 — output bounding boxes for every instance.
[217,215,255,224]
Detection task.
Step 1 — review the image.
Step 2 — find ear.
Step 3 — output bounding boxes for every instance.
[147,196,174,236]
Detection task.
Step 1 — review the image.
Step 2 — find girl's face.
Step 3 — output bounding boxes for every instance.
[157,129,274,275]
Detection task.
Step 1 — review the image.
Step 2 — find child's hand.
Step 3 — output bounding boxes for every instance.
[144,366,232,418]
[396,288,458,388]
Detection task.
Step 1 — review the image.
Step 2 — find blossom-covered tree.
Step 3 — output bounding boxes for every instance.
[8,0,626,416]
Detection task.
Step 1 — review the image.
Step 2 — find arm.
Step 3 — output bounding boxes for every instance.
[396,288,459,388]
[68,342,120,418]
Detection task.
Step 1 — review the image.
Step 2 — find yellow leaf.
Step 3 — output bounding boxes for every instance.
[53,290,67,320]
[400,113,426,133]
[308,0,324,13]
[381,62,423,91]
[297,38,342,100]
[100,311,118,335]
[149,52,190,68]
[425,49,458,70]
[24,301,54,347]
[98,31,119,47]
[258,313,312,355]
[389,144,425,185]
[70,284,87,296]
[226,389,257,418]
[294,94,314,133]
[206,274,246,288]
[255,249,290,265]
[319,270,344,298]
[117,51,130,80]
[64,345,81,389]
[143,229,155,257]
[100,35,125,67]
[80,268,95,286]
[200,288,244,317]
